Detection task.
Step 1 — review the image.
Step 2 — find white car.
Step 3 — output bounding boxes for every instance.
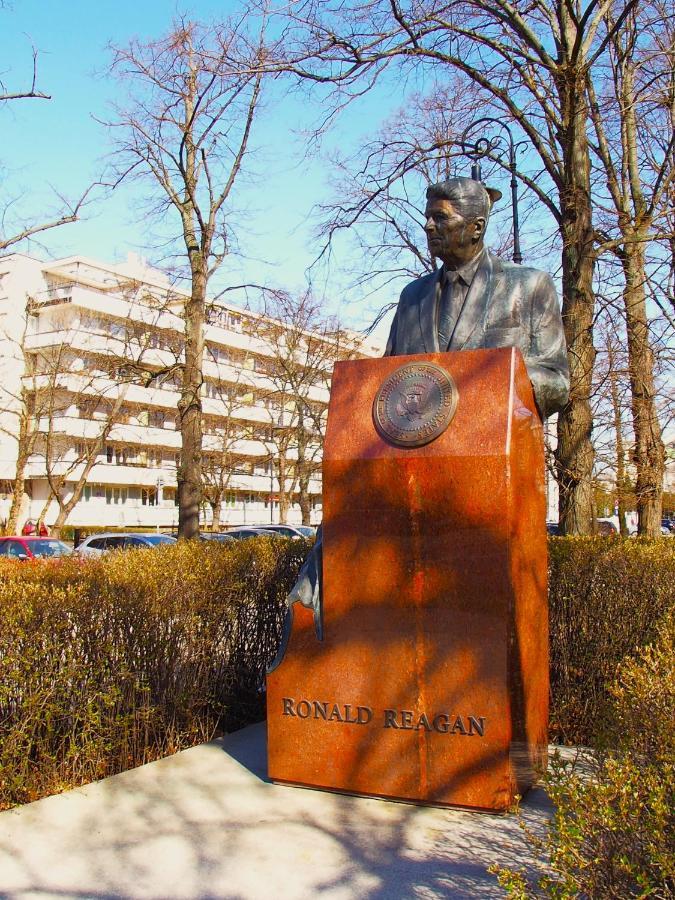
[75,532,176,557]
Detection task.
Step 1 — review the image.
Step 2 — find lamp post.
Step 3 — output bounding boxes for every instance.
[460,118,528,265]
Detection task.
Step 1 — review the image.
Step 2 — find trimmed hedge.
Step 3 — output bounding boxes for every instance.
[0,538,308,809]
[548,537,674,745]
[0,535,672,809]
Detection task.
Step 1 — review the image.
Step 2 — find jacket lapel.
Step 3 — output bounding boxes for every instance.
[418,269,441,353]
[451,250,499,350]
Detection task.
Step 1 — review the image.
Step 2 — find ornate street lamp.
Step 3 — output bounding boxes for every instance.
[460,118,528,265]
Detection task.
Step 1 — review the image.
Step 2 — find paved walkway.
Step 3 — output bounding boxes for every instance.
[0,723,554,899]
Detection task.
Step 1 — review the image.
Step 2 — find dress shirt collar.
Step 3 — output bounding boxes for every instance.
[440,247,486,288]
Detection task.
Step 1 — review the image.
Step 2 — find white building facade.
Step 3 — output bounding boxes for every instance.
[0,253,376,533]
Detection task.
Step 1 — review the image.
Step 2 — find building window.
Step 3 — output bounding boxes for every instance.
[141,487,157,506]
[204,380,227,400]
[106,445,129,465]
[105,486,128,505]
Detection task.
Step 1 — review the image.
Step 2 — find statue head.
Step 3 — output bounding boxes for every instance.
[424,177,501,269]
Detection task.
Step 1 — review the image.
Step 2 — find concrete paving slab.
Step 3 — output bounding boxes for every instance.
[0,722,554,899]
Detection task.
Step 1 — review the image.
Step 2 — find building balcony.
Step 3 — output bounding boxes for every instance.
[25,328,182,371]
[28,282,183,333]
[34,416,183,449]
[60,500,180,529]
[200,357,330,406]
[226,472,322,494]
[25,373,181,409]
[24,459,177,485]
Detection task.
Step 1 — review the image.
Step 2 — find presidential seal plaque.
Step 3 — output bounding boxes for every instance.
[373,361,458,448]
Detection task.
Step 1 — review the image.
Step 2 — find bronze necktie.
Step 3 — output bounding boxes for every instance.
[438,271,459,350]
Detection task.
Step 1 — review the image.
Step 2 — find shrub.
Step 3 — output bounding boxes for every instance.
[0,535,671,809]
[493,610,675,899]
[548,537,674,745]
[0,538,307,809]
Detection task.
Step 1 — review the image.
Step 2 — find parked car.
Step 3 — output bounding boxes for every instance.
[161,532,236,542]
[75,532,177,557]
[245,524,308,539]
[0,536,72,560]
[225,527,281,541]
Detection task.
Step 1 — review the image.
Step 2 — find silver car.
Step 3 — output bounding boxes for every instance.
[244,524,314,539]
[75,532,177,557]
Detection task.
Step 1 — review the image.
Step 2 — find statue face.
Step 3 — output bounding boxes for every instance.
[424,198,485,268]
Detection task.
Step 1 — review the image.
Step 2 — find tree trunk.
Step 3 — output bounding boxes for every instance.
[178,257,206,540]
[47,391,129,537]
[6,405,32,534]
[298,484,311,525]
[276,454,290,524]
[621,240,664,535]
[607,341,630,537]
[295,406,312,525]
[555,69,596,535]
[211,495,222,532]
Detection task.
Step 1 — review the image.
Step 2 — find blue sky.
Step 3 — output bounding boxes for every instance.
[1,1,409,333]
[0,0,551,342]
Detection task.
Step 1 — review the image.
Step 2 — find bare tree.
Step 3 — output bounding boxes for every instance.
[591,303,635,535]
[200,339,258,531]
[0,5,49,105]
[0,195,92,254]
[273,0,646,533]
[606,335,632,536]
[0,313,40,533]
[253,291,363,525]
[0,280,184,536]
[313,81,534,332]
[587,1,674,534]
[37,370,129,536]
[314,83,515,300]
[106,16,270,538]
[0,8,91,251]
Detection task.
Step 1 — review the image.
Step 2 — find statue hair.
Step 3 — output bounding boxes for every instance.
[426,177,493,223]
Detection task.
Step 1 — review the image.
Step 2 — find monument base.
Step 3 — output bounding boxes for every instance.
[267,349,548,811]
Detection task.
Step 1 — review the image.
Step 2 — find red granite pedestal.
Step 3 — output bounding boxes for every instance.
[267,348,548,811]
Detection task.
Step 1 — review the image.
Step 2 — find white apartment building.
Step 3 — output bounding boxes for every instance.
[0,253,377,533]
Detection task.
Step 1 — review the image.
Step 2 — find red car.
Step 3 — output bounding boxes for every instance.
[0,536,72,560]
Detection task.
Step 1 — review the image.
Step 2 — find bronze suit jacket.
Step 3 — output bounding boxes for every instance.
[384,249,570,419]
